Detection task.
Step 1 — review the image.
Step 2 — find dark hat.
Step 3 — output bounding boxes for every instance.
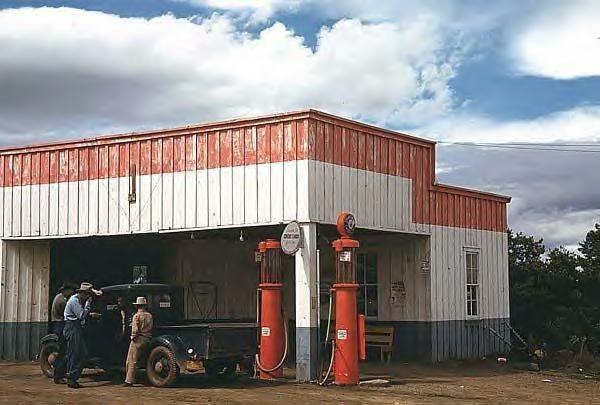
[59,283,77,292]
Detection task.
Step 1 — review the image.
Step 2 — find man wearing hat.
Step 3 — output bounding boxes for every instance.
[124,296,153,387]
[63,282,102,389]
[50,283,76,384]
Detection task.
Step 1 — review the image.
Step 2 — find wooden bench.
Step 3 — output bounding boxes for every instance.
[365,325,394,363]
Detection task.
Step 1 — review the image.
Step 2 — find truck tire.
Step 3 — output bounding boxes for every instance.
[204,360,237,381]
[39,341,60,378]
[146,346,180,388]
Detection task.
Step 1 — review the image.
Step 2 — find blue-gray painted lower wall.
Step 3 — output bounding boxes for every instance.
[295,326,318,381]
[376,318,511,362]
[1,318,511,363]
[430,318,511,362]
[0,322,48,361]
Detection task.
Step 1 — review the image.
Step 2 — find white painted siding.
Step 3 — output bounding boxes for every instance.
[0,162,312,238]
[429,226,510,322]
[310,161,414,232]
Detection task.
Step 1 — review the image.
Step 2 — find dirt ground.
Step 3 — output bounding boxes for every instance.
[0,361,598,404]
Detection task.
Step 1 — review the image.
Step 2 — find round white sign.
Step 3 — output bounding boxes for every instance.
[281,221,302,255]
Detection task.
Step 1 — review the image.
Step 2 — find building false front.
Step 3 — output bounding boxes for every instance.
[0,110,510,362]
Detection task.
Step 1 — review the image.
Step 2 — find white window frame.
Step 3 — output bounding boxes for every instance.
[464,248,480,319]
[357,252,378,319]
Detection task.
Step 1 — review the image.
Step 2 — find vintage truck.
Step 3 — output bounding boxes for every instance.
[39,283,257,387]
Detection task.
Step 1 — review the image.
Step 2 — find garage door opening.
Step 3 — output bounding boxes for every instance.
[49,226,296,323]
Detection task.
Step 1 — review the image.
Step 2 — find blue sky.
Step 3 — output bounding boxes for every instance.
[0,0,599,247]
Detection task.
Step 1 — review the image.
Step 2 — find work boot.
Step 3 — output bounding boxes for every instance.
[53,377,66,384]
[67,381,82,389]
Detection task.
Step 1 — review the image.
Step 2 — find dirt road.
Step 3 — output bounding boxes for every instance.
[0,361,598,404]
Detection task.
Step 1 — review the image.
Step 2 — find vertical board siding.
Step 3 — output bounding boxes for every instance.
[373,227,509,362]
[429,226,510,323]
[0,113,508,239]
[0,240,50,360]
[307,117,507,233]
[0,119,312,237]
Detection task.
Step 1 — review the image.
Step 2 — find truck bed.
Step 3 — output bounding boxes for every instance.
[159,322,256,329]
[156,322,257,360]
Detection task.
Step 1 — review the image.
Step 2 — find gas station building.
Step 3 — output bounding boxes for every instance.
[0,110,510,381]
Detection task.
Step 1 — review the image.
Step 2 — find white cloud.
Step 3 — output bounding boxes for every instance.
[175,0,304,22]
[0,7,461,145]
[420,106,600,143]
[176,0,518,33]
[511,209,600,250]
[509,0,600,79]
[427,106,600,248]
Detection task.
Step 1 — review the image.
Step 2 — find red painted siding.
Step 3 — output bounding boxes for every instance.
[0,111,508,231]
[233,129,244,166]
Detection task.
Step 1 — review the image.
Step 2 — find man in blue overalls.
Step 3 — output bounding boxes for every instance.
[63,282,101,389]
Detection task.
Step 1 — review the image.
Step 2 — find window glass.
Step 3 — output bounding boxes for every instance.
[465,251,479,317]
[357,258,365,287]
[366,256,378,284]
[365,285,378,317]
[357,253,378,318]
[357,288,366,317]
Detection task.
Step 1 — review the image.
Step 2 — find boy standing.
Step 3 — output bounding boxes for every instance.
[124,296,153,386]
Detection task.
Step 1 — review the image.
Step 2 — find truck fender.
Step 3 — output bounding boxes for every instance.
[40,333,59,344]
[146,335,190,367]
[36,333,59,360]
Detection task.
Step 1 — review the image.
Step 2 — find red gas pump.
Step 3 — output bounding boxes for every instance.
[255,239,287,379]
[331,212,366,385]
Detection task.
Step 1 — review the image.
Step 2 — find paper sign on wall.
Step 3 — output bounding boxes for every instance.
[261,327,271,337]
[391,281,406,306]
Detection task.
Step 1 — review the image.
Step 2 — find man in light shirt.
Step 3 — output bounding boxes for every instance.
[63,282,101,389]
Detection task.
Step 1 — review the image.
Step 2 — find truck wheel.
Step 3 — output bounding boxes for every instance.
[204,360,237,381]
[146,346,180,388]
[239,357,255,377]
[39,341,60,378]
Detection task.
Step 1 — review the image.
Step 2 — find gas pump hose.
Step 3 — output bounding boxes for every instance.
[318,291,335,386]
[255,311,289,374]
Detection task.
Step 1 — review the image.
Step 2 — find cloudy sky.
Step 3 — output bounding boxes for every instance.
[1,0,599,248]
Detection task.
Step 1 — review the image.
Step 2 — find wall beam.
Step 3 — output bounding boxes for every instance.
[295,223,318,382]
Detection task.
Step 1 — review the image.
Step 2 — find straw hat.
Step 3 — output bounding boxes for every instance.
[77,282,94,293]
[77,282,103,296]
[132,296,148,306]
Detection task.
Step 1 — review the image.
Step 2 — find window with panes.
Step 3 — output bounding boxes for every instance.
[465,251,479,317]
[357,253,378,318]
